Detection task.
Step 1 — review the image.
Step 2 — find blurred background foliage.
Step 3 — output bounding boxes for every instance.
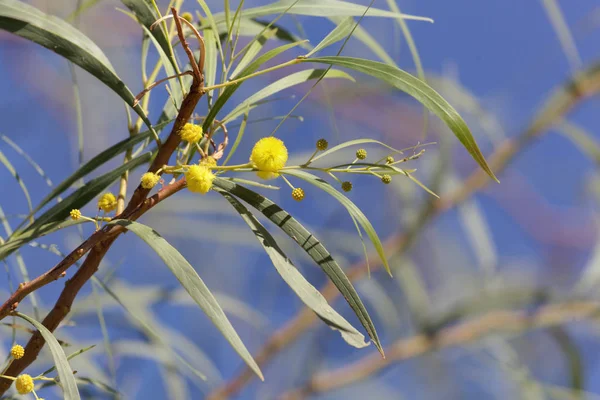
[1,0,600,399]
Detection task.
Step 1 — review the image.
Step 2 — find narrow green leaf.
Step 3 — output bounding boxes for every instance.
[283,169,391,276]
[0,0,154,131]
[231,28,278,79]
[306,16,354,57]
[15,312,80,400]
[221,177,280,190]
[313,138,407,163]
[203,26,218,105]
[211,0,433,22]
[109,220,264,381]
[217,189,369,348]
[0,135,55,190]
[223,68,354,123]
[202,40,306,132]
[213,178,384,355]
[301,56,499,182]
[0,148,33,216]
[120,0,179,72]
[23,152,152,233]
[40,345,97,377]
[222,105,249,166]
[327,16,395,65]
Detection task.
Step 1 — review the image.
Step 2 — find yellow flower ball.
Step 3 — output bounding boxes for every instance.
[141,172,160,189]
[185,165,215,194]
[316,138,328,151]
[10,344,24,359]
[250,137,288,180]
[179,123,203,143]
[98,193,117,213]
[356,149,367,160]
[15,374,33,394]
[69,209,81,221]
[291,187,305,201]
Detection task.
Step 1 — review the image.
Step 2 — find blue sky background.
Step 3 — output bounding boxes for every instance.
[1,0,599,399]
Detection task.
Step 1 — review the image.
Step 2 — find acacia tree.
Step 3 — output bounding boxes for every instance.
[0,0,516,398]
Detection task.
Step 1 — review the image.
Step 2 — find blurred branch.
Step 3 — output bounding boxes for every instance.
[0,8,205,395]
[208,61,600,400]
[281,300,600,398]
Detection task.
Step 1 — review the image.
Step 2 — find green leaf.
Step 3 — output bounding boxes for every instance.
[120,0,179,73]
[0,148,33,217]
[213,178,384,355]
[203,26,218,105]
[15,312,80,400]
[40,345,97,377]
[23,152,152,233]
[301,56,499,182]
[0,0,154,132]
[327,16,395,65]
[231,27,278,79]
[283,169,391,276]
[306,16,354,57]
[109,220,264,381]
[313,138,407,163]
[217,189,369,348]
[223,68,354,123]
[202,40,306,132]
[212,0,433,22]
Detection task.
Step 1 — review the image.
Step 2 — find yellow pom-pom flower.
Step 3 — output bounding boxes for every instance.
[291,187,305,201]
[15,374,34,394]
[69,209,81,221]
[10,344,24,359]
[250,137,288,180]
[98,193,117,213]
[185,165,215,194]
[179,123,203,143]
[141,172,160,189]
[356,149,367,160]
[316,138,328,151]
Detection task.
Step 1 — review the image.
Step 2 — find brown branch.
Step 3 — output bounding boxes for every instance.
[280,301,600,399]
[0,7,203,395]
[207,62,600,400]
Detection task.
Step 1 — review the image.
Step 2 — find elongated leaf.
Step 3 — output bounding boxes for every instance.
[217,18,309,49]
[203,40,306,131]
[213,178,383,355]
[306,16,354,57]
[217,189,368,348]
[231,27,278,79]
[0,148,33,216]
[203,26,218,105]
[0,0,153,131]
[211,0,433,22]
[301,56,499,181]
[224,68,353,123]
[313,138,407,162]
[16,312,80,400]
[121,0,179,73]
[327,16,394,65]
[1,134,55,189]
[109,220,263,380]
[284,169,391,276]
[23,152,152,233]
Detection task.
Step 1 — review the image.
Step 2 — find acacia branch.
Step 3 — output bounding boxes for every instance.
[207,61,600,400]
[0,7,202,394]
[281,300,600,399]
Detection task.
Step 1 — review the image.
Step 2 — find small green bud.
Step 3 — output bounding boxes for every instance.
[356,149,367,160]
[341,181,353,192]
[381,174,392,184]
